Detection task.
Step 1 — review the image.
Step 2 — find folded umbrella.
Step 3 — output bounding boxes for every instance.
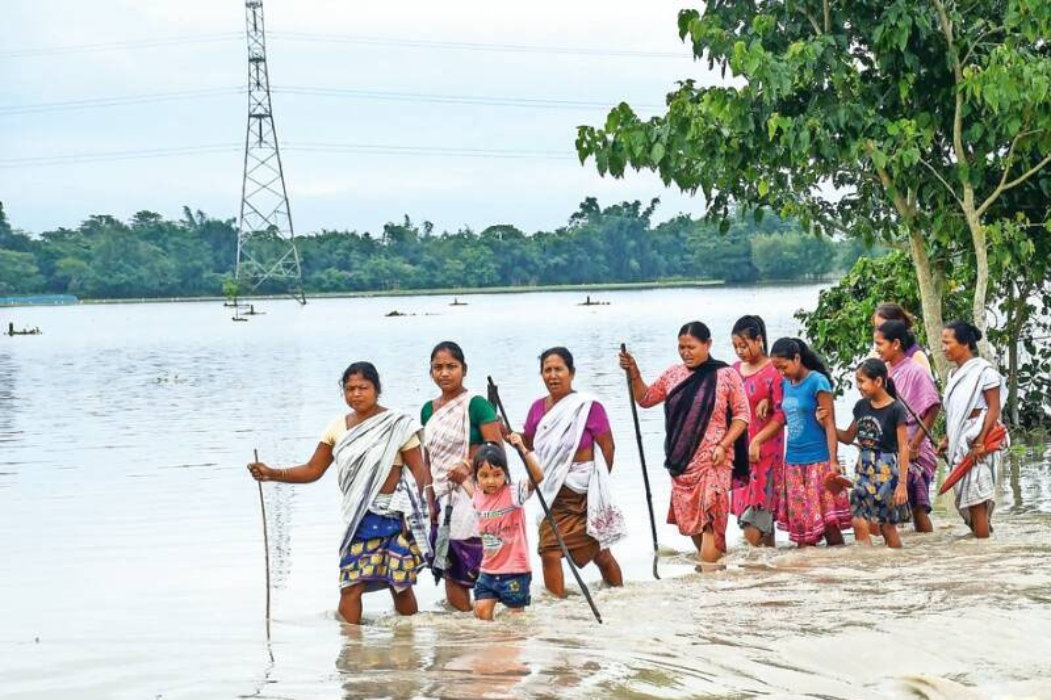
[825,472,853,495]
[938,423,1008,496]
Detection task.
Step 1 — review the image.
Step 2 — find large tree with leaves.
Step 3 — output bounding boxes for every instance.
[576,0,1051,379]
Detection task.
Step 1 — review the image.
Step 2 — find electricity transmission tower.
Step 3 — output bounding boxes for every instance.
[235,0,305,304]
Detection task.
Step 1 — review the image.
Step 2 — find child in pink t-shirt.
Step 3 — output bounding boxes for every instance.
[451,433,544,621]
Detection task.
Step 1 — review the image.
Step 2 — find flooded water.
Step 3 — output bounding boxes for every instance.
[1,285,1049,699]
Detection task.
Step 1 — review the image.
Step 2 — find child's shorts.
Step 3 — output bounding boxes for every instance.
[475,572,532,608]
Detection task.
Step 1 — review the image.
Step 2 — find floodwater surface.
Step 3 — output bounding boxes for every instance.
[1,286,1049,699]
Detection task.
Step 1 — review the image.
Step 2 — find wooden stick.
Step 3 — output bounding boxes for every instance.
[621,343,660,580]
[254,449,273,645]
[896,394,946,462]
[487,377,603,624]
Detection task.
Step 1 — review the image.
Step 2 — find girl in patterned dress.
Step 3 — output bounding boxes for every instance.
[834,359,911,548]
[730,315,784,547]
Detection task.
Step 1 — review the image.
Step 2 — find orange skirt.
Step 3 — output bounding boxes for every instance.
[538,485,601,566]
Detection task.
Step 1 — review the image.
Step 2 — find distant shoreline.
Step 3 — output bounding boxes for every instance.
[73,279,728,306]
[0,277,842,308]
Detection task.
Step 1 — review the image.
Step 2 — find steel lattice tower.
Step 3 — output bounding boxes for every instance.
[235,0,305,304]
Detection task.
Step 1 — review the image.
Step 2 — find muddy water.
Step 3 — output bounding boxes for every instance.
[1,286,1049,699]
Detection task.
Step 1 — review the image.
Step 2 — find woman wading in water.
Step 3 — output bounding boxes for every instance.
[938,322,1008,538]
[522,347,625,596]
[421,341,502,611]
[875,320,941,532]
[619,322,749,565]
[247,362,430,624]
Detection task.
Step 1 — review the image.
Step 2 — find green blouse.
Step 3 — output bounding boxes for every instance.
[420,395,499,445]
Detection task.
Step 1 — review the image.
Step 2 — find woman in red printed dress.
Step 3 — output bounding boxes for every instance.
[619,321,750,564]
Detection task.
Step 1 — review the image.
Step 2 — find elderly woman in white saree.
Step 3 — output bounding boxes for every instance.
[523,347,625,597]
[938,322,1008,539]
[248,362,429,625]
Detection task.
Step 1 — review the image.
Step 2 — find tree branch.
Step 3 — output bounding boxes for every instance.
[873,165,914,222]
[932,0,968,169]
[962,24,1006,64]
[977,151,1051,217]
[800,8,822,35]
[919,157,965,208]
[976,123,1027,217]
[823,0,831,33]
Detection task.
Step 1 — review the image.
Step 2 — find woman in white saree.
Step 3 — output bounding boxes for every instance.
[523,347,625,596]
[937,322,1008,538]
[248,362,429,624]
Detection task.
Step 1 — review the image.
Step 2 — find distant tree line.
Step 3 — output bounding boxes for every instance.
[0,198,870,299]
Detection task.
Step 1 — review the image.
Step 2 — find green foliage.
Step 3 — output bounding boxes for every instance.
[751,232,834,280]
[795,251,968,390]
[0,250,44,294]
[576,1,1051,423]
[578,3,1051,245]
[3,201,857,299]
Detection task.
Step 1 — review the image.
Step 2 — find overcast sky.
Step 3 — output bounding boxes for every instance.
[1,1,723,236]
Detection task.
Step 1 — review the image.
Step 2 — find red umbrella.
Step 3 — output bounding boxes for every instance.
[938,423,1008,496]
[825,472,853,495]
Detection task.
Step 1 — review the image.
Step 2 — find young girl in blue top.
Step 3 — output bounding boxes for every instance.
[752,338,850,546]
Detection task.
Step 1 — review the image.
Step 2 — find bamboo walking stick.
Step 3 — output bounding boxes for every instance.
[896,394,946,462]
[254,449,273,649]
[487,377,603,624]
[621,343,660,580]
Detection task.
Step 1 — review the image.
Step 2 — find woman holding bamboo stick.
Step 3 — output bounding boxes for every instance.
[247,362,430,625]
[619,321,749,565]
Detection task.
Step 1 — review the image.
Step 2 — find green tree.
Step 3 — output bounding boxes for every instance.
[576,2,1051,379]
[0,250,44,294]
[796,251,969,389]
[751,231,834,280]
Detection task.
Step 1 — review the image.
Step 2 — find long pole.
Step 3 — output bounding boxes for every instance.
[486,377,602,624]
[621,343,660,580]
[896,394,944,461]
[254,449,273,646]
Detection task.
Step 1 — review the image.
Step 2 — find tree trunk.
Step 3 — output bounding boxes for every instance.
[1005,281,1019,425]
[962,197,994,359]
[908,228,949,383]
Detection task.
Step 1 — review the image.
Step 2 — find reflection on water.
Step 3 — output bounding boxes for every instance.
[1,288,1049,699]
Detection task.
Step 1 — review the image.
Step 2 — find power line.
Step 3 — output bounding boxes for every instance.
[269,31,686,59]
[0,33,241,59]
[0,144,242,167]
[273,86,660,111]
[0,85,657,116]
[285,141,574,160]
[0,142,577,169]
[0,88,244,115]
[0,31,687,61]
